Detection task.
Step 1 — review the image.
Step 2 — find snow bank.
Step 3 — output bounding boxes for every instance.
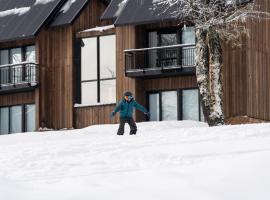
[0,121,270,200]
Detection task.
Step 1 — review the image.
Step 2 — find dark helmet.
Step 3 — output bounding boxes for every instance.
[124,91,133,97]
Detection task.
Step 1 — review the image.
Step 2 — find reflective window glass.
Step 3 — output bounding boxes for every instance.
[10,106,22,134]
[162,91,178,120]
[0,107,9,135]
[182,89,199,121]
[26,104,36,132]
[149,93,160,121]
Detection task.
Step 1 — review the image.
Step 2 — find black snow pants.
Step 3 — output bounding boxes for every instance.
[117,117,137,135]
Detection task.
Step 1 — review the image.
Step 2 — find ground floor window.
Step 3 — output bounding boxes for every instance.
[148,88,204,121]
[0,104,36,135]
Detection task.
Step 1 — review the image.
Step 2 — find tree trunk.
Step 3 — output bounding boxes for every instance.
[195,27,225,126]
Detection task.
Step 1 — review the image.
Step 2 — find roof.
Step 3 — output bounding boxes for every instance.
[0,0,110,42]
[51,0,111,27]
[102,0,178,26]
[101,0,124,20]
[50,0,88,27]
[0,0,65,42]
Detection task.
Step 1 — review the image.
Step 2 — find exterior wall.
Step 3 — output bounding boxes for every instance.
[245,0,270,120]
[36,26,74,129]
[0,92,35,106]
[75,104,116,128]
[36,0,109,129]
[222,39,248,118]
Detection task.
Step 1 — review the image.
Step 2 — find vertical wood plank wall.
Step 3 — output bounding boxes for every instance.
[0,92,35,106]
[245,0,270,120]
[37,26,73,129]
[75,104,116,128]
[222,40,247,118]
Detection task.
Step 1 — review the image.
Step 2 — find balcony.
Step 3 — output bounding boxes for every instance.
[0,62,39,94]
[124,44,196,78]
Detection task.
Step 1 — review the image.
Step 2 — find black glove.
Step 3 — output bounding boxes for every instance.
[111,111,116,117]
[144,112,150,118]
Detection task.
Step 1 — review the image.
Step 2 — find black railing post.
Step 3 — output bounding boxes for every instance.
[13,66,16,87]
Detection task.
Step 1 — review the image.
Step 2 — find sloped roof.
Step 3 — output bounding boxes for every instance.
[51,0,110,27]
[102,0,253,26]
[102,0,178,26]
[0,0,65,42]
[51,0,89,27]
[101,0,124,20]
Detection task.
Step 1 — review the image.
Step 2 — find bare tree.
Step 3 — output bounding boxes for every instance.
[153,0,270,126]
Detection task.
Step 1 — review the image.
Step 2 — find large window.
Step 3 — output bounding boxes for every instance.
[0,45,36,85]
[0,104,36,135]
[81,35,116,105]
[148,89,204,122]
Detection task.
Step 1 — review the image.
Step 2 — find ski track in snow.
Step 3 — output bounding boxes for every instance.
[0,121,270,200]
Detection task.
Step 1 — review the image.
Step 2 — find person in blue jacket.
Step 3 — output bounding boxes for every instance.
[111,91,149,135]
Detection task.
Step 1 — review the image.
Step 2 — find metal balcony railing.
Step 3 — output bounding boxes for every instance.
[0,62,39,90]
[124,44,195,77]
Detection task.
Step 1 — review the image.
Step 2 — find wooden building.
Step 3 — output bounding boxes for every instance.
[0,0,269,135]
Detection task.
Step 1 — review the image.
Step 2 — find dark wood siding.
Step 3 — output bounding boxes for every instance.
[0,92,35,107]
[75,104,116,128]
[36,26,74,129]
[245,0,270,120]
[222,40,247,118]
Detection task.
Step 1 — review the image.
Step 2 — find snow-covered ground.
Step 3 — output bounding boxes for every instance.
[1,121,270,200]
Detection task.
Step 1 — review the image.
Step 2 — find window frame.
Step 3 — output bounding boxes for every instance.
[80,34,116,105]
[0,103,36,134]
[147,87,203,121]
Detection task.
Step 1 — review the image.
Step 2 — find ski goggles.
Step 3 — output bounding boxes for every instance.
[124,95,133,101]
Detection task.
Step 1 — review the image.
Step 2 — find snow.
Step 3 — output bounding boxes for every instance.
[1,121,270,200]
[0,7,31,18]
[34,0,57,5]
[81,25,115,33]
[60,0,77,13]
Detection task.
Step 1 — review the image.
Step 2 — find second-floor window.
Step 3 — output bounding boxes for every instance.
[81,35,116,105]
[0,46,36,85]
[148,27,195,68]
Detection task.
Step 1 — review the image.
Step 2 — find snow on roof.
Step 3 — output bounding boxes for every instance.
[81,24,115,33]
[61,0,77,13]
[34,0,57,5]
[0,7,31,18]
[115,0,128,17]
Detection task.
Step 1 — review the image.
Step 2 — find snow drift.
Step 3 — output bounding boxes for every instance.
[0,121,270,200]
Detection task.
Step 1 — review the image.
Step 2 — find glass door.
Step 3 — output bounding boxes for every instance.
[149,93,160,121]
[182,89,199,121]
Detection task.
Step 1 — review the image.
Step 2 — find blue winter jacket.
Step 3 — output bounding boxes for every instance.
[114,98,147,119]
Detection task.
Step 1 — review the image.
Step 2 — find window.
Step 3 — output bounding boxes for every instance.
[0,45,36,85]
[149,93,160,121]
[148,27,195,68]
[181,27,195,66]
[148,88,203,121]
[80,35,116,105]
[0,104,36,135]
[162,91,178,120]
